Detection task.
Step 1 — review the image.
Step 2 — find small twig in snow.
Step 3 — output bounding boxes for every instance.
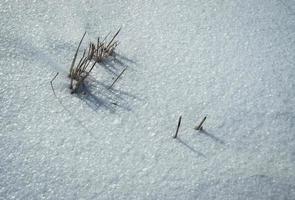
[195,116,207,131]
[173,115,182,139]
[109,67,127,89]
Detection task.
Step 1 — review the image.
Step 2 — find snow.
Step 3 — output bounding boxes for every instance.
[1,0,295,199]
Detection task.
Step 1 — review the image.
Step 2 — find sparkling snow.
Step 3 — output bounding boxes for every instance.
[1,0,295,199]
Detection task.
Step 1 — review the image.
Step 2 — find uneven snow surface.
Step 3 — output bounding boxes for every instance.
[1,0,295,199]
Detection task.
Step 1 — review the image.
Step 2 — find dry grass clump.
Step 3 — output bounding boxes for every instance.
[69,29,121,93]
[69,32,96,93]
[91,28,121,62]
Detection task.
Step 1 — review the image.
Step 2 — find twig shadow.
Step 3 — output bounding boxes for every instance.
[199,129,225,145]
[176,138,206,157]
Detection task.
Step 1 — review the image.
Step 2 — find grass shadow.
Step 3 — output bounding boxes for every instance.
[176,138,206,157]
[199,129,225,145]
[99,53,136,76]
[74,53,138,113]
[77,77,138,113]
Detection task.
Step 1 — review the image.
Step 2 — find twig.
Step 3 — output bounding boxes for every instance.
[109,67,127,89]
[195,116,207,130]
[173,115,182,138]
[50,72,59,97]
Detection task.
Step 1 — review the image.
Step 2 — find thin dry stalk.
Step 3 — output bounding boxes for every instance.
[109,67,127,89]
[70,32,86,89]
[195,116,207,130]
[173,116,182,138]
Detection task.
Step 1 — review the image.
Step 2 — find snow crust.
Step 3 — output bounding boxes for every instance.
[1,0,295,199]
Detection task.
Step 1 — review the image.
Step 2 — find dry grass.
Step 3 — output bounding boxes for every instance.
[92,28,121,62]
[69,32,97,93]
[69,28,121,94]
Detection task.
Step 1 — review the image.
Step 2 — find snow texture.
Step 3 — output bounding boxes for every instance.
[1,0,295,199]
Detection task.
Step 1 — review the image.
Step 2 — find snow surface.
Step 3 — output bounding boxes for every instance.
[1,0,295,199]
